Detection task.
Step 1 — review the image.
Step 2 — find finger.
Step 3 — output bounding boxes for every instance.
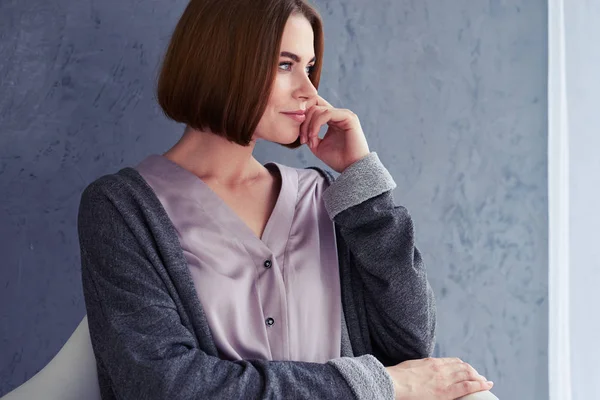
[464,364,486,381]
[432,360,473,377]
[459,363,486,381]
[301,105,322,144]
[309,107,351,138]
[301,105,323,144]
[307,108,330,147]
[452,367,487,383]
[316,94,334,108]
[448,380,494,399]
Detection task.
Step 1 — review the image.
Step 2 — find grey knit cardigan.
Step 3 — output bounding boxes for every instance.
[78,152,436,399]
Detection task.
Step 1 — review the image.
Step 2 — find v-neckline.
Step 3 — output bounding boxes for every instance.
[142,155,298,252]
[196,161,297,253]
[201,162,284,243]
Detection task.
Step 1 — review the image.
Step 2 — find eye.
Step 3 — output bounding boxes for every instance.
[278,61,316,76]
[278,62,292,71]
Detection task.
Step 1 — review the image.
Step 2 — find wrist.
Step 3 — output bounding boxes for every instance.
[384,367,399,398]
[340,151,371,173]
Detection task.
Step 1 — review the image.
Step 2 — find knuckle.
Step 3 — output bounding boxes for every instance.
[467,370,479,380]
[433,386,446,396]
[459,362,471,371]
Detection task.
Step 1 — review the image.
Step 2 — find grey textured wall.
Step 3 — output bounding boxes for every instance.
[0,0,548,398]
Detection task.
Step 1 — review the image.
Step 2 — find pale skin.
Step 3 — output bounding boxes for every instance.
[163,13,494,400]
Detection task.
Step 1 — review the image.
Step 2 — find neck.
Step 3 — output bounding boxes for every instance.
[163,126,268,188]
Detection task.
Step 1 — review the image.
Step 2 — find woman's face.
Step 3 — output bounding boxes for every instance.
[253,14,318,144]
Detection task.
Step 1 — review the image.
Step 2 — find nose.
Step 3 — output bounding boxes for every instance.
[295,73,318,101]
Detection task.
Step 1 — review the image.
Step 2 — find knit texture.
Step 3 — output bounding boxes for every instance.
[78,152,436,399]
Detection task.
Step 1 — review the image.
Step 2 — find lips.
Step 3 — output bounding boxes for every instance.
[281,111,306,123]
[283,110,306,115]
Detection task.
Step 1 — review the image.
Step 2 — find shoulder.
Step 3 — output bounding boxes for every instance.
[274,162,336,185]
[77,166,174,245]
[78,167,160,228]
[80,167,151,204]
[303,165,336,185]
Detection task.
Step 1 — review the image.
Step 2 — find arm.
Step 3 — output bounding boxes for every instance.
[78,178,394,400]
[322,152,437,366]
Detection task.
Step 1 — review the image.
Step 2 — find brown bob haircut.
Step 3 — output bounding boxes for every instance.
[157,0,324,149]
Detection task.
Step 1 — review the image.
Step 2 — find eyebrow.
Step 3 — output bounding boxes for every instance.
[280,51,316,63]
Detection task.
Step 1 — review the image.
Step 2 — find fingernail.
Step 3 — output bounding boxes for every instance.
[300,136,306,144]
[487,381,494,385]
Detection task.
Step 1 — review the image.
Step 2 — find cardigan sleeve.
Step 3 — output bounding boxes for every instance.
[322,152,437,366]
[77,178,394,400]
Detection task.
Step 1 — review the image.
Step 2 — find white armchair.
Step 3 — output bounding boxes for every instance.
[1,316,101,400]
[459,390,500,400]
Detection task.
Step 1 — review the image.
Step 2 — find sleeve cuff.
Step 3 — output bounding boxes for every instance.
[328,354,395,400]
[322,152,397,219]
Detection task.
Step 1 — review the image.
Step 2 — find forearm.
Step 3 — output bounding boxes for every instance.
[82,255,393,400]
[323,152,437,361]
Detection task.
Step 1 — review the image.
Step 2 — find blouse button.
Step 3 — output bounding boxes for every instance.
[263,259,272,269]
[265,317,275,327]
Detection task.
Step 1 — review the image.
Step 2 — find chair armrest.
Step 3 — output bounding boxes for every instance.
[457,390,499,400]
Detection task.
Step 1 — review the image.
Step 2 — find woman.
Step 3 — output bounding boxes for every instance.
[78,0,494,399]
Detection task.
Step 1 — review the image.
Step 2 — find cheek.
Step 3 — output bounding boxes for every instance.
[260,105,277,128]
[258,76,291,132]
[267,76,290,108]
[263,97,283,123]
[255,102,279,134]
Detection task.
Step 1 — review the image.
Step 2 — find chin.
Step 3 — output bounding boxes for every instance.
[277,131,300,144]
[272,133,301,149]
[285,136,302,149]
